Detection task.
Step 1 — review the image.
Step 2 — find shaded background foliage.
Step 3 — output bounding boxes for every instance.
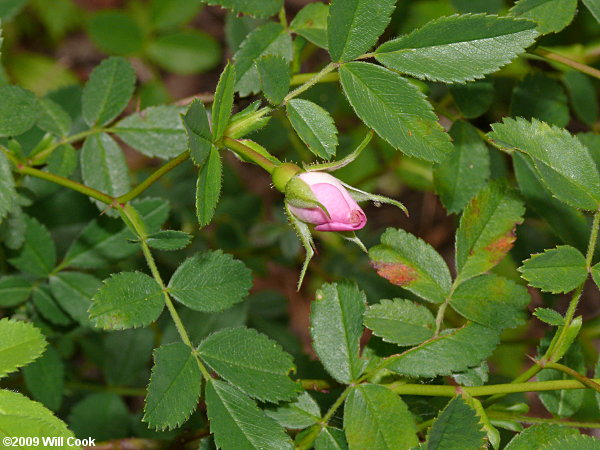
[1,0,600,448]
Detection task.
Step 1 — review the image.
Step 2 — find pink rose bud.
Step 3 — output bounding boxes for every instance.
[288,172,367,232]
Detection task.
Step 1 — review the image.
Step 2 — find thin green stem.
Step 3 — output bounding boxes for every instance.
[17,165,114,205]
[385,378,600,397]
[290,71,339,87]
[586,210,600,268]
[31,128,104,164]
[487,412,600,429]
[222,136,276,174]
[320,386,352,425]
[534,48,600,81]
[283,62,338,104]
[545,362,600,393]
[120,205,212,380]
[434,282,458,336]
[117,151,190,203]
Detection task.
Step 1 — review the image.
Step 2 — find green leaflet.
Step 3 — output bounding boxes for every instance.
[533,308,565,326]
[143,343,202,430]
[511,73,569,127]
[145,230,192,251]
[0,85,38,137]
[512,153,589,250]
[49,272,101,327]
[23,346,64,411]
[265,391,321,429]
[538,341,585,418]
[327,0,396,62]
[0,389,75,445]
[145,30,221,75]
[257,55,290,105]
[205,379,293,450]
[450,274,530,330]
[205,0,282,18]
[310,281,366,384]
[315,427,348,450]
[510,0,577,34]
[286,99,338,160]
[563,71,599,127]
[290,3,329,49]
[0,318,47,378]
[9,216,56,277]
[69,392,130,441]
[89,271,165,330]
[339,62,453,163]
[582,0,600,23]
[434,121,490,214]
[344,384,418,450]
[519,246,588,294]
[233,22,293,97]
[149,0,203,31]
[363,298,435,346]
[102,328,154,387]
[426,397,486,450]
[375,14,538,83]
[37,97,72,137]
[489,118,600,211]
[369,228,452,303]
[540,435,600,450]
[0,152,16,223]
[196,145,222,227]
[212,62,236,142]
[0,275,32,307]
[592,262,600,290]
[384,323,500,377]
[114,105,188,159]
[505,424,579,449]
[87,10,143,56]
[61,198,169,269]
[32,285,72,326]
[80,133,130,214]
[450,78,494,119]
[167,250,252,312]
[455,180,525,282]
[198,327,299,403]
[182,100,212,166]
[81,56,136,127]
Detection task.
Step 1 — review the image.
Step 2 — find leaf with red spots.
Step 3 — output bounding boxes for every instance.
[455,180,525,283]
[369,228,452,303]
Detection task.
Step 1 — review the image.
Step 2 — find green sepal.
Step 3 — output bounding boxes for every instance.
[340,231,367,253]
[546,316,582,363]
[285,202,315,290]
[340,180,408,216]
[285,176,331,219]
[224,102,272,140]
[303,129,374,173]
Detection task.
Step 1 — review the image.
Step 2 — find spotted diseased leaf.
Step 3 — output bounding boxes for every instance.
[205,379,293,450]
[455,180,525,283]
[198,327,299,403]
[310,281,366,384]
[426,397,486,450]
[519,246,588,294]
[363,298,435,346]
[9,216,57,277]
[82,56,136,127]
[339,62,453,163]
[369,228,452,303]
[182,100,212,166]
[205,0,282,18]
[286,99,338,160]
[510,0,577,34]
[489,118,600,211]
[383,323,500,377]
[89,271,164,330]
[375,14,538,83]
[327,0,396,62]
[143,342,202,431]
[233,22,293,97]
[167,250,253,312]
[0,318,47,378]
[344,384,418,450]
[450,274,530,330]
[113,105,188,159]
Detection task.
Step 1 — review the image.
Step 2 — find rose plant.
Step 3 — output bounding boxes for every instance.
[1,0,600,449]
